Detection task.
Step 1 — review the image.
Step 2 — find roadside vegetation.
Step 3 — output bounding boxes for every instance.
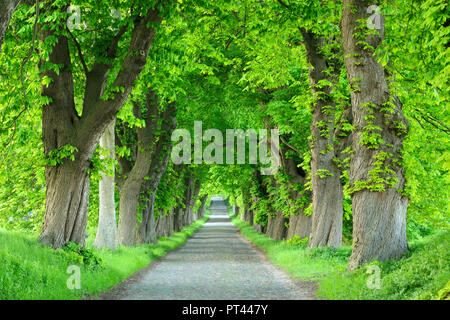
[231,214,450,300]
[0,213,209,300]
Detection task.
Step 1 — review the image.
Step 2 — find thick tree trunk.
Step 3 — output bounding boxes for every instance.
[265,212,288,240]
[38,7,162,249]
[39,160,90,248]
[94,121,118,250]
[135,193,157,244]
[341,0,409,270]
[0,0,20,55]
[287,213,311,239]
[299,28,343,248]
[118,181,141,245]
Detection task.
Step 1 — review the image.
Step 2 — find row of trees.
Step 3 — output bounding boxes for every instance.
[0,0,448,271]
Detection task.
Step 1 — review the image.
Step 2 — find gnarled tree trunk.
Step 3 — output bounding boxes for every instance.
[341,0,409,270]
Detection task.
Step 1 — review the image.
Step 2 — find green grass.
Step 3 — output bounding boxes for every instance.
[230,214,450,300]
[0,213,210,300]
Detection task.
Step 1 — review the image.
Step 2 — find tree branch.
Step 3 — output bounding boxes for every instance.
[66,25,88,75]
[277,0,290,9]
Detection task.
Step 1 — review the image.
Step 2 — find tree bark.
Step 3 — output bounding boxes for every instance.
[173,204,184,232]
[118,91,160,246]
[94,120,118,249]
[0,0,20,55]
[166,209,174,236]
[38,5,162,248]
[287,213,311,239]
[38,29,90,248]
[265,211,288,240]
[197,195,208,219]
[243,209,254,225]
[135,192,157,244]
[278,144,312,240]
[341,0,409,270]
[136,104,177,243]
[182,175,194,226]
[190,180,201,221]
[233,205,239,217]
[299,28,343,248]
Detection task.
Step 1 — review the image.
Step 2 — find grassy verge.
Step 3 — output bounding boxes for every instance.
[230,213,449,300]
[0,212,210,300]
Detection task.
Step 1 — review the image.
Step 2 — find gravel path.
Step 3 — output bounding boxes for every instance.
[100,199,317,300]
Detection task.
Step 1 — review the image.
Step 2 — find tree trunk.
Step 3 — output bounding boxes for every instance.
[135,192,157,244]
[166,209,174,236]
[341,0,409,270]
[38,30,91,249]
[243,209,254,225]
[299,28,343,248]
[233,205,239,217]
[136,104,176,244]
[94,121,118,249]
[278,145,311,240]
[181,175,194,226]
[253,222,264,233]
[265,212,288,240]
[173,205,183,232]
[118,93,159,246]
[287,213,311,239]
[197,195,208,219]
[39,160,90,248]
[0,0,20,55]
[190,181,201,221]
[155,209,169,238]
[155,214,162,238]
[38,7,162,249]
